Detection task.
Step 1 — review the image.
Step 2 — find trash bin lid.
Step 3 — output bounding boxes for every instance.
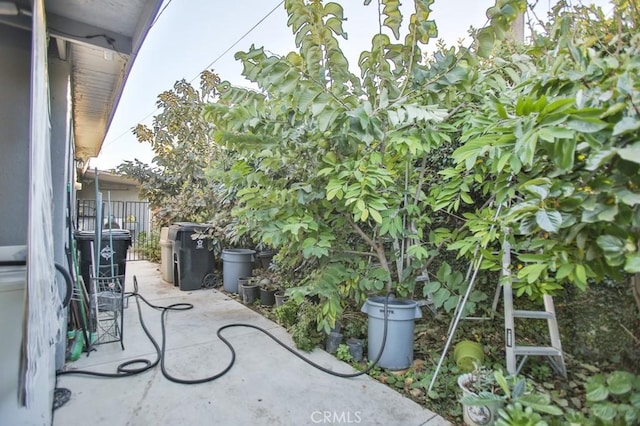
[76,229,131,240]
[168,222,208,241]
[101,229,131,240]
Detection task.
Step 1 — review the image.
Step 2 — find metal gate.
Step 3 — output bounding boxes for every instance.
[76,200,156,261]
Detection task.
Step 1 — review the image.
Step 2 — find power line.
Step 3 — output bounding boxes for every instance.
[101,0,286,151]
[150,0,175,29]
[191,0,285,83]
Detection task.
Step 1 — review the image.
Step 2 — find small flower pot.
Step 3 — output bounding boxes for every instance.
[346,338,363,362]
[238,277,251,301]
[454,340,485,372]
[274,291,288,307]
[256,250,276,270]
[458,373,504,426]
[259,287,276,306]
[325,331,343,354]
[240,283,259,305]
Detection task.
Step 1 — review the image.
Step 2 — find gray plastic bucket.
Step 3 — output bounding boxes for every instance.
[221,249,256,293]
[361,296,422,370]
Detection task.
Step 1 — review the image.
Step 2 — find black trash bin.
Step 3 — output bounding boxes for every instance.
[76,229,132,293]
[168,222,214,291]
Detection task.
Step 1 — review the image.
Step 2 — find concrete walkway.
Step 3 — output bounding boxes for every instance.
[54,261,449,426]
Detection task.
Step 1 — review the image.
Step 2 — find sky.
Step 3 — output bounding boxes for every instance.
[91,0,612,171]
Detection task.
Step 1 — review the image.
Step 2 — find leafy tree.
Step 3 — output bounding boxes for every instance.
[432,0,640,312]
[119,70,225,225]
[202,0,526,331]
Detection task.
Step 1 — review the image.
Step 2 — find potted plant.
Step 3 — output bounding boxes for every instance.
[259,280,277,306]
[239,277,259,305]
[256,247,277,270]
[274,290,287,306]
[458,366,562,426]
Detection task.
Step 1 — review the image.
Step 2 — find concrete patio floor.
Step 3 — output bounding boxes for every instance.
[54,261,450,426]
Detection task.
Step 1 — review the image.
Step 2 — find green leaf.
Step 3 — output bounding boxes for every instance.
[518,394,563,415]
[369,208,383,224]
[517,263,547,284]
[556,263,574,280]
[535,209,562,233]
[476,28,495,58]
[585,149,617,171]
[298,88,320,113]
[312,93,332,116]
[607,371,633,395]
[538,126,574,141]
[591,402,617,421]
[596,235,625,253]
[432,287,452,308]
[574,264,587,289]
[323,2,344,19]
[460,192,473,204]
[521,178,552,199]
[326,16,346,37]
[618,190,640,206]
[624,255,640,274]
[612,117,640,136]
[495,370,511,398]
[618,142,640,165]
[586,385,609,402]
[422,281,441,295]
[567,118,608,133]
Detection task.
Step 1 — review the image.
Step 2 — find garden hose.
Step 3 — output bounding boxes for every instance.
[57,275,392,384]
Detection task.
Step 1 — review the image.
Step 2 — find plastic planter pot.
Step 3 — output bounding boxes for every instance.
[240,282,259,305]
[237,276,251,300]
[325,331,343,354]
[454,340,485,372]
[274,291,287,307]
[361,296,422,370]
[256,250,276,270]
[458,373,504,426]
[259,287,276,306]
[346,338,363,362]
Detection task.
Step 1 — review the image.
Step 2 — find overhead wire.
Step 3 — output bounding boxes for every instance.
[100,0,285,152]
[150,0,175,29]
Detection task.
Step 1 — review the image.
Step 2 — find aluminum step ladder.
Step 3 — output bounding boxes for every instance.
[502,240,567,378]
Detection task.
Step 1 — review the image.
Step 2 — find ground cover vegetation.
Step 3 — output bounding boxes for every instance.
[120,0,640,423]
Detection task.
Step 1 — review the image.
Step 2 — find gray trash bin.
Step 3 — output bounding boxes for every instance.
[361,296,422,370]
[221,249,255,293]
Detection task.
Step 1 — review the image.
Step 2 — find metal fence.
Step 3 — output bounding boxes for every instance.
[76,200,155,261]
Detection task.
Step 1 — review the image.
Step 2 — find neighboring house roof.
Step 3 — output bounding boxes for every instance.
[0,0,163,167]
[81,169,140,190]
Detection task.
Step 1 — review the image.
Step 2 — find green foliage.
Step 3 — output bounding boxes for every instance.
[135,230,160,263]
[342,314,367,340]
[496,402,546,426]
[335,343,353,362]
[118,70,228,226]
[432,1,640,303]
[460,367,563,417]
[274,299,299,328]
[289,300,324,351]
[423,261,488,314]
[201,0,527,328]
[583,371,640,425]
[135,0,639,371]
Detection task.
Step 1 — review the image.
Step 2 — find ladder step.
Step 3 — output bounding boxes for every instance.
[513,346,562,357]
[513,310,554,320]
